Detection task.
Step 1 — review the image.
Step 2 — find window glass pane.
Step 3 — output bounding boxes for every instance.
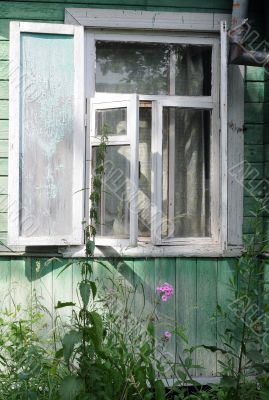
[162,108,211,238]
[93,145,130,238]
[138,107,151,237]
[96,41,211,95]
[175,46,211,96]
[96,108,127,136]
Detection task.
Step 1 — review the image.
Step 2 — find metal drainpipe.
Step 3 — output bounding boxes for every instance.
[229,0,269,66]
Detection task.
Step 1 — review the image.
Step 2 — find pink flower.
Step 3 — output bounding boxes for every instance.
[156,282,174,301]
[164,331,172,338]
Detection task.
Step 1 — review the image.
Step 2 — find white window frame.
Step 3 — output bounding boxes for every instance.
[6,10,244,257]
[90,94,139,247]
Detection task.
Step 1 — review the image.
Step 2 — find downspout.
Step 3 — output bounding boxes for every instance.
[229,0,269,66]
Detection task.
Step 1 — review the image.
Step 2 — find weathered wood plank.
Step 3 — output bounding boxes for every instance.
[244,103,264,124]
[0,158,8,176]
[264,162,269,178]
[244,124,263,145]
[244,179,264,197]
[264,103,269,123]
[245,66,264,82]
[0,100,8,119]
[216,258,236,374]
[0,176,8,194]
[133,258,155,320]
[0,20,9,41]
[0,1,233,20]
[1,0,232,7]
[10,258,31,311]
[196,259,217,377]
[0,42,9,60]
[0,212,7,231]
[244,144,263,163]
[175,258,197,376]
[264,123,269,144]
[245,81,264,103]
[244,196,262,216]
[244,162,263,180]
[0,140,8,157]
[53,258,73,327]
[0,82,8,100]
[155,258,176,377]
[0,232,7,246]
[0,194,8,212]
[31,257,54,331]
[0,256,11,311]
[0,61,8,80]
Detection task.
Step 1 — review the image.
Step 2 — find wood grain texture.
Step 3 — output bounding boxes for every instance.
[31,257,54,332]
[245,66,264,82]
[0,82,9,100]
[0,176,8,194]
[0,256,11,310]
[0,41,8,60]
[10,258,30,311]
[245,81,264,103]
[196,258,217,377]
[0,100,8,119]
[155,257,176,377]
[244,124,263,145]
[0,195,8,212]
[0,61,8,80]
[244,103,264,124]
[175,258,197,375]
[245,144,263,163]
[19,32,74,238]
[0,140,8,157]
[216,258,236,374]
[0,158,8,176]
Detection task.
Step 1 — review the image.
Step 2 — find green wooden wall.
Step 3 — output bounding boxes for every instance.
[0,256,237,377]
[0,0,268,379]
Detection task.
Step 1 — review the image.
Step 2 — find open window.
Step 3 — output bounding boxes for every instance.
[7,13,243,256]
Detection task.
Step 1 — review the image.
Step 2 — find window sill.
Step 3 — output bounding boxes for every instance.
[59,243,243,258]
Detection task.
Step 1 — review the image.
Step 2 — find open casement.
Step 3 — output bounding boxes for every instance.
[8,22,85,246]
[90,94,139,247]
[151,97,219,246]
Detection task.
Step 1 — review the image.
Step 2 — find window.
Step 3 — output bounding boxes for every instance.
[8,11,244,256]
[90,36,219,248]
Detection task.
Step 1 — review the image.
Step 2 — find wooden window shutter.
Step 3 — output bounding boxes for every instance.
[8,22,85,246]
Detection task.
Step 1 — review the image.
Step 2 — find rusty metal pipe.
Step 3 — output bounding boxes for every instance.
[229,0,269,66]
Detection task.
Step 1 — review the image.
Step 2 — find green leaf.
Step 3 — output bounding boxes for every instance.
[89,311,103,349]
[90,281,97,299]
[62,330,82,366]
[200,345,229,354]
[147,321,155,337]
[246,350,263,363]
[86,240,95,256]
[59,376,84,400]
[55,347,64,359]
[79,282,91,307]
[220,375,237,389]
[155,379,166,400]
[55,301,76,309]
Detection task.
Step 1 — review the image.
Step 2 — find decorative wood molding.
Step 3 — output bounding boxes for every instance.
[65,8,231,32]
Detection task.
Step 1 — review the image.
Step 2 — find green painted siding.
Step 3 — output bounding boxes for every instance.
[0,0,267,379]
[0,256,236,377]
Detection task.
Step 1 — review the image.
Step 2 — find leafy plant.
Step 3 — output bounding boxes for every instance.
[202,203,269,399]
[0,303,65,400]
